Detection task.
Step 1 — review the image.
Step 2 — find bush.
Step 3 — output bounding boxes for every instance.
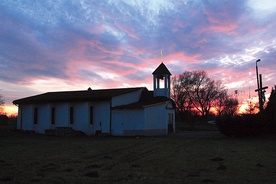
[262,86,276,133]
[0,115,8,124]
[216,114,268,137]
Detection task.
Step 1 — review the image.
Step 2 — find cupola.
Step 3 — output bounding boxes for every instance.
[152,62,171,98]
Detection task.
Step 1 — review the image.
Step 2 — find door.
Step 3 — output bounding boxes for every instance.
[112,111,124,136]
[168,113,173,134]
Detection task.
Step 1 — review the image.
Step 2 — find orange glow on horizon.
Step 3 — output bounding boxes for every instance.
[2,105,18,116]
[3,101,259,118]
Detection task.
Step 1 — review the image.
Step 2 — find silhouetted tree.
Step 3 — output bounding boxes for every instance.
[214,89,238,116]
[189,71,224,121]
[214,89,228,116]
[172,73,193,121]
[221,98,238,116]
[264,86,276,126]
[172,70,226,122]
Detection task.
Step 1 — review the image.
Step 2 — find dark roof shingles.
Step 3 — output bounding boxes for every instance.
[13,87,143,105]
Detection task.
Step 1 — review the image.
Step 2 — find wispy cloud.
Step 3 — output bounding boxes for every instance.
[0,0,275,114]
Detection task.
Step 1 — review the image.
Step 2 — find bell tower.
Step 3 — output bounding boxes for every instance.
[152,62,171,98]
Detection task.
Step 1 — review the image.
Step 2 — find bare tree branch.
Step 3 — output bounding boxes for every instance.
[172,70,235,121]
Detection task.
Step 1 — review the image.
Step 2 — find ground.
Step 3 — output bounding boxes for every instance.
[0,125,276,184]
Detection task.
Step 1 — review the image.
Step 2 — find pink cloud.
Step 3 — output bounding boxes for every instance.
[114,23,140,40]
[166,52,201,64]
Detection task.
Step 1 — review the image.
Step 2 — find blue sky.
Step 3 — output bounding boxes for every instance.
[0,0,275,114]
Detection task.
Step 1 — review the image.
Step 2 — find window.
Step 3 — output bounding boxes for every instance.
[51,107,55,125]
[70,107,74,124]
[34,107,38,124]
[90,106,94,125]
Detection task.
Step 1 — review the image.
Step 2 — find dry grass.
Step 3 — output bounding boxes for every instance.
[0,130,276,184]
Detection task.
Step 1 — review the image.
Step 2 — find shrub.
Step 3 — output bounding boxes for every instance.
[216,114,267,137]
[0,115,8,124]
[263,88,276,133]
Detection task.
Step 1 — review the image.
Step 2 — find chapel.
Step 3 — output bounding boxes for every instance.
[13,63,175,136]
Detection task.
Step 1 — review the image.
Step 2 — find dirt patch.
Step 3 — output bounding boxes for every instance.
[0,176,13,182]
[63,168,74,172]
[175,131,224,139]
[102,155,113,160]
[30,178,42,183]
[256,163,265,167]
[217,164,227,171]
[39,163,59,172]
[131,164,140,168]
[85,164,101,169]
[187,172,200,177]
[84,171,99,178]
[210,157,225,161]
[202,179,218,183]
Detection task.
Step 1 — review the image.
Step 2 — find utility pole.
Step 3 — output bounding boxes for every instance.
[255,59,268,112]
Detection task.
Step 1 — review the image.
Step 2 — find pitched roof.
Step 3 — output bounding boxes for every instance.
[113,90,175,109]
[13,87,144,105]
[152,62,171,75]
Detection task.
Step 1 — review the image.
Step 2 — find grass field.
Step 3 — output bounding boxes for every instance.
[0,129,276,184]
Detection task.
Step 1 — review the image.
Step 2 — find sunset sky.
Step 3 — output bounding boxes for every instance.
[0,0,275,115]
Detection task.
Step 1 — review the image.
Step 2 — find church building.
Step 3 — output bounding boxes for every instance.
[13,63,175,136]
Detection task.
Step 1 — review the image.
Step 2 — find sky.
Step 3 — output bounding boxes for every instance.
[0,0,275,115]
